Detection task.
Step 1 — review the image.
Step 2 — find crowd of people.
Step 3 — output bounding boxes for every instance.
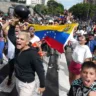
[66,18,96,96]
[0,5,96,96]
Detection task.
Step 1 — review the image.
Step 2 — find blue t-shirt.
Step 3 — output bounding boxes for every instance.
[87,40,96,53]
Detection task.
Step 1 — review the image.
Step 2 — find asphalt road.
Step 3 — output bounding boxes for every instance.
[0,64,18,96]
[0,52,70,96]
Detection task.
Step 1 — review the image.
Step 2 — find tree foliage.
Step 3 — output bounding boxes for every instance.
[34,0,64,16]
[34,4,48,15]
[69,3,96,21]
[47,0,64,15]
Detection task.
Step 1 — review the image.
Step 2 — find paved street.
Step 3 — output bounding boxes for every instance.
[0,53,70,96]
[0,64,17,96]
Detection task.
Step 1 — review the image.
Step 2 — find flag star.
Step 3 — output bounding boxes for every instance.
[47,31,49,33]
[54,36,56,38]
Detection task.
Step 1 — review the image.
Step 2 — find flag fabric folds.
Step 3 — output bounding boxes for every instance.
[30,23,78,53]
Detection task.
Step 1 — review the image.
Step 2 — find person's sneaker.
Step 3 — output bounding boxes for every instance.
[7,79,12,86]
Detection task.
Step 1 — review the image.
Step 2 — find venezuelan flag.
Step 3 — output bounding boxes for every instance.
[30,23,78,53]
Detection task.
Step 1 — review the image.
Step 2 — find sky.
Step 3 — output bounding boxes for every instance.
[57,0,83,9]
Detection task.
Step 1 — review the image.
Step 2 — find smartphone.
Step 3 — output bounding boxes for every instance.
[8,7,14,16]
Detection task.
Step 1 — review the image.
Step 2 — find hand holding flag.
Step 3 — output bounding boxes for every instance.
[30,23,78,53]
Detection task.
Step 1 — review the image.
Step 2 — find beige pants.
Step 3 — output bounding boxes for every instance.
[16,78,35,96]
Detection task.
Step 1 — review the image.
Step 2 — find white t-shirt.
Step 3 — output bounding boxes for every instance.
[76,30,87,35]
[72,44,92,64]
[30,35,40,43]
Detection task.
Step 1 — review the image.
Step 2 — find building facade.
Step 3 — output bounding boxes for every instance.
[83,0,87,3]
[0,0,10,1]
[1,0,56,6]
[42,0,48,5]
[91,0,96,4]
[18,0,42,6]
[83,0,96,4]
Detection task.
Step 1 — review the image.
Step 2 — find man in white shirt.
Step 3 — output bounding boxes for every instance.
[28,26,40,43]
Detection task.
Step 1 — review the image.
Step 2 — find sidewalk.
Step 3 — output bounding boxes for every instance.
[42,53,70,96]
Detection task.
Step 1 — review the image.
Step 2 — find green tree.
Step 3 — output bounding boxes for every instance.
[47,0,64,15]
[34,4,48,15]
[69,3,96,21]
[33,0,64,16]
[56,3,64,15]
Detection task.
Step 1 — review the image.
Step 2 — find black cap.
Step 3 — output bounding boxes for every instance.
[14,5,30,19]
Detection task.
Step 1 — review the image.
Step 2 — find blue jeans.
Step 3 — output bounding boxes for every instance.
[0,41,4,59]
